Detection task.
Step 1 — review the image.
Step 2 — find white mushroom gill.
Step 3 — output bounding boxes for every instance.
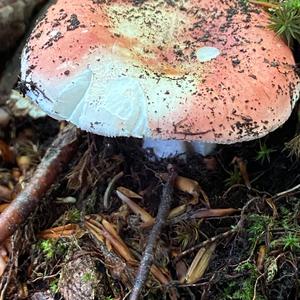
[73,73,150,137]
[74,54,215,157]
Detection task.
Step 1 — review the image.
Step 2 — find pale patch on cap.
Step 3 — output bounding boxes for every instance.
[196,47,221,62]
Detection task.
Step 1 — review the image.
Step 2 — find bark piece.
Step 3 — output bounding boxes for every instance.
[59,254,105,300]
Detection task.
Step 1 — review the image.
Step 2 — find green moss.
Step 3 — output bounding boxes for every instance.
[270,4,300,47]
[49,278,59,294]
[255,141,276,164]
[38,239,68,260]
[66,208,81,223]
[82,272,96,283]
[222,262,265,300]
[247,214,272,242]
[225,168,242,186]
[248,0,300,46]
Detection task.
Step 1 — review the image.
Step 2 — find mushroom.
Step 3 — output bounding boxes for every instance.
[21,0,300,157]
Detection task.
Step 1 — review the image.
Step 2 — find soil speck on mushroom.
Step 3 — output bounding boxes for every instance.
[20,0,300,157]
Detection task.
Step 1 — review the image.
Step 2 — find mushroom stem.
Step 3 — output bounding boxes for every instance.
[143,138,216,158]
[191,141,216,156]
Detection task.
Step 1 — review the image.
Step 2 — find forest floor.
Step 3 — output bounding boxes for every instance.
[0,2,299,300]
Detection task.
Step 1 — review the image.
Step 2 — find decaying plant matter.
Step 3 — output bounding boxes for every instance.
[0,125,78,244]
[0,0,299,299]
[0,124,299,299]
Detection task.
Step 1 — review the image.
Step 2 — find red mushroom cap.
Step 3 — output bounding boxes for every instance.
[21,0,300,142]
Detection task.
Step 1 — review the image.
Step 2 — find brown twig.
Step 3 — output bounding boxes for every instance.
[169,207,239,224]
[175,229,236,263]
[274,183,300,198]
[0,125,78,244]
[129,165,177,300]
[174,196,259,262]
[248,0,279,9]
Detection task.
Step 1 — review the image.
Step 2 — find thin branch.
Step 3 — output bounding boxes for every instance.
[175,229,236,263]
[0,125,78,244]
[274,184,300,198]
[175,196,259,262]
[248,0,279,9]
[129,165,177,300]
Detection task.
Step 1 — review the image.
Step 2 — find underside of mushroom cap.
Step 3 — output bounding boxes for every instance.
[21,0,300,143]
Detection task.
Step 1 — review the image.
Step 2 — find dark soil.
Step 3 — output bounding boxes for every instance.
[0,5,299,300]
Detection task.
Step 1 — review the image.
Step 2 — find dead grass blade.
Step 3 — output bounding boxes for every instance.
[100,224,136,264]
[184,242,216,284]
[256,245,266,271]
[116,188,155,224]
[85,217,170,286]
[161,174,209,207]
[249,0,279,9]
[85,217,136,263]
[37,224,80,239]
[168,204,187,219]
[190,208,239,219]
[102,218,128,250]
[84,218,105,243]
[117,187,143,199]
